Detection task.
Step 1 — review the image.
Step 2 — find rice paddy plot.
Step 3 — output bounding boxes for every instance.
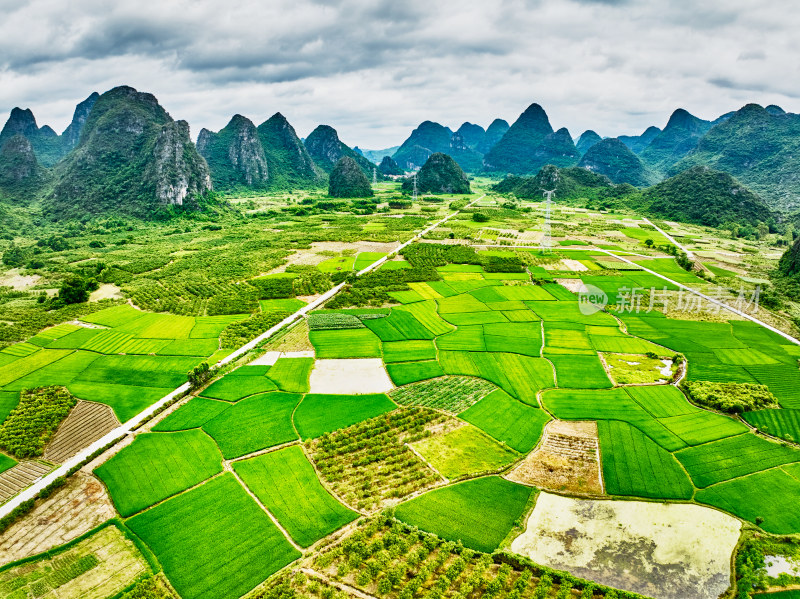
[526,301,617,325]
[0,452,15,475]
[293,393,396,439]
[441,311,509,326]
[79,304,145,328]
[545,327,593,351]
[695,463,800,534]
[439,351,554,405]
[597,420,693,500]
[153,397,230,431]
[3,350,100,391]
[542,388,686,452]
[259,298,306,313]
[27,323,83,347]
[94,429,223,517]
[202,392,301,458]
[354,252,387,271]
[744,409,800,443]
[200,372,277,402]
[233,446,357,547]
[625,385,696,418]
[67,383,173,422]
[382,340,437,363]
[385,361,445,386]
[407,282,444,300]
[266,357,314,393]
[362,310,436,341]
[459,389,550,453]
[127,473,301,599]
[676,433,800,488]
[394,476,534,553]
[71,355,199,390]
[436,294,490,314]
[190,315,249,339]
[156,338,220,356]
[589,335,665,354]
[394,300,455,335]
[412,424,519,479]
[745,364,800,409]
[318,255,355,272]
[685,353,756,384]
[494,285,556,301]
[547,353,611,389]
[309,328,382,359]
[659,411,749,446]
[0,349,72,387]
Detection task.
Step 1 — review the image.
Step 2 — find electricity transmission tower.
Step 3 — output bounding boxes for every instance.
[373,167,377,185]
[412,172,418,202]
[540,189,554,252]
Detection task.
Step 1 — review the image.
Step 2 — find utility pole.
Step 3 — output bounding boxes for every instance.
[540,189,554,252]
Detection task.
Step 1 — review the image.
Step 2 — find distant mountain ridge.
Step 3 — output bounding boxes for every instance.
[304,125,380,179]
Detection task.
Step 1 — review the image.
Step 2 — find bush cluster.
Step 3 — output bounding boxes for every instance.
[0,386,76,458]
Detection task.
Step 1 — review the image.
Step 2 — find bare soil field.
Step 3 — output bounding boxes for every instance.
[507,420,603,495]
[511,492,741,599]
[44,401,120,464]
[88,283,123,302]
[0,461,51,503]
[250,350,314,366]
[0,472,116,566]
[0,268,40,290]
[308,359,394,394]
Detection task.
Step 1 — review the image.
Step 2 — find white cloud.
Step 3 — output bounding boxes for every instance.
[0,0,798,148]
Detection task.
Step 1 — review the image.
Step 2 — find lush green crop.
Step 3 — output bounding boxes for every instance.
[395,476,533,552]
[202,392,301,458]
[200,372,277,402]
[598,420,693,500]
[95,429,223,516]
[127,473,300,599]
[234,446,357,546]
[412,425,518,479]
[153,397,230,431]
[460,389,550,453]
[266,357,314,393]
[309,328,382,359]
[294,393,396,439]
[744,409,800,443]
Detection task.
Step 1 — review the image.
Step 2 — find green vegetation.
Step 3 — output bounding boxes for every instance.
[744,409,800,442]
[200,370,277,402]
[395,476,534,552]
[94,429,223,516]
[234,445,357,546]
[294,393,397,439]
[202,392,301,458]
[598,420,693,499]
[683,380,779,414]
[401,153,470,194]
[0,386,75,458]
[460,389,550,452]
[390,376,496,413]
[412,425,519,479]
[328,156,373,198]
[578,138,656,187]
[127,473,301,599]
[267,357,314,393]
[152,397,229,431]
[307,408,445,510]
[309,328,382,358]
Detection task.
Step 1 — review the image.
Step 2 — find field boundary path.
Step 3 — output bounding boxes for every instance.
[0,195,485,519]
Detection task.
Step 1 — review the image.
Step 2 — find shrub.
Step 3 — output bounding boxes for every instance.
[682,381,779,414]
[0,386,77,458]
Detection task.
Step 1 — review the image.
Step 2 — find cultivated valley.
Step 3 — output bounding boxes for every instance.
[0,83,799,599]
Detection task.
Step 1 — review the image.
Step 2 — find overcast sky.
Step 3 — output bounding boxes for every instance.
[1,0,798,148]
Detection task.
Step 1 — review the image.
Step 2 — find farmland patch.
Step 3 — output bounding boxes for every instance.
[308,359,394,395]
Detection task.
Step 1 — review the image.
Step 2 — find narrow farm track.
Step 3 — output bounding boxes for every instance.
[641,217,694,259]
[0,196,485,519]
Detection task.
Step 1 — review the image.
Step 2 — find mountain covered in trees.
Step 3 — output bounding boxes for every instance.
[575,130,602,155]
[47,86,212,218]
[328,156,373,198]
[402,152,470,194]
[256,113,326,189]
[672,104,800,212]
[483,103,580,174]
[378,155,404,176]
[0,135,48,197]
[393,121,453,170]
[477,119,510,154]
[304,124,379,179]
[637,166,772,227]
[197,114,269,190]
[0,93,99,166]
[493,165,618,201]
[578,138,656,187]
[618,126,661,154]
[639,109,714,174]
